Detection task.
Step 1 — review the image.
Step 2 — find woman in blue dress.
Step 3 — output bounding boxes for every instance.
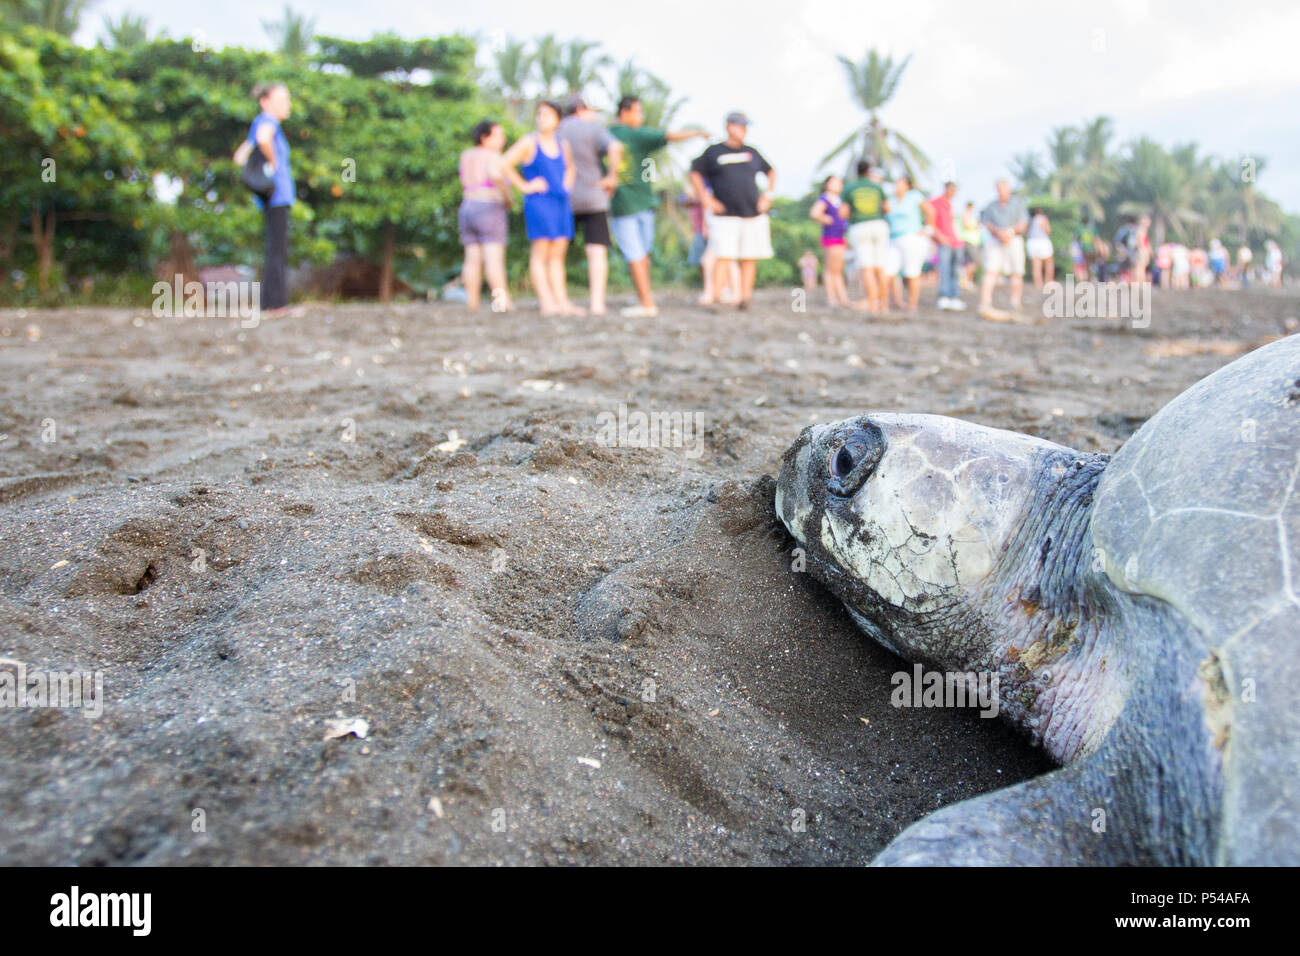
[502,101,580,316]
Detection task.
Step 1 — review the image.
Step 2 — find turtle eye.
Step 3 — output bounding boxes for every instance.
[832,440,868,479]
[826,424,885,497]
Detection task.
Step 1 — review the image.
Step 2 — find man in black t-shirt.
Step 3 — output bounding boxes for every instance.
[689,112,776,310]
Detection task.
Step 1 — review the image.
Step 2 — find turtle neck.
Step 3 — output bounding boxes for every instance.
[968,450,1133,763]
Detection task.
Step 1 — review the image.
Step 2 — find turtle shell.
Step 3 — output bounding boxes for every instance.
[1091,333,1300,864]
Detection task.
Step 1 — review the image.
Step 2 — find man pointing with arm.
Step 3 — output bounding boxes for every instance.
[609,95,708,318]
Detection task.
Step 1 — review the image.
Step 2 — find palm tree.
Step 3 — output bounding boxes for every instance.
[5,0,93,34]
[604,57,644,102]
[100,12,149,48]
[1077,115,1118,216]
[1114,138,1206,247]
[822,49,929,181]
[1043,126,1084,203]
[1207,157,1283,248]
[561,39,610,98]
[492,37,533,122]
[262,5,316,60]
[1010,151,1048,195]
[532,34,563,99]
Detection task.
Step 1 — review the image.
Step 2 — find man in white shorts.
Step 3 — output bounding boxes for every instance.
[978,179,1028,320]
[689,112,775,310]
[842,161,891,314]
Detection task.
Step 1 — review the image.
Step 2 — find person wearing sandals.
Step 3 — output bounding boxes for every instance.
[501,101,582,316]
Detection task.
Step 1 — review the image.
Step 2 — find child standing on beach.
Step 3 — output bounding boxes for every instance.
[798,250,819,292]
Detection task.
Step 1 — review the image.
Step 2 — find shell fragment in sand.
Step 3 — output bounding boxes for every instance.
[436,429,467,453]
[323,717,370,741]
[576,757,601,769]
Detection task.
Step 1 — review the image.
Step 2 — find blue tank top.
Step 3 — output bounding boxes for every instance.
[520,135,568,196]
[820,193,847,241]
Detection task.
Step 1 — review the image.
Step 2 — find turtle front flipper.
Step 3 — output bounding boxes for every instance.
[870,750,1121,865]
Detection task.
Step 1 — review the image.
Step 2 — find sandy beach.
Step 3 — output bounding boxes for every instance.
[1,284,1295,864]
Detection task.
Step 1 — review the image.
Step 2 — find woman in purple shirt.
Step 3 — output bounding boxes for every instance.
[810,175,850,308]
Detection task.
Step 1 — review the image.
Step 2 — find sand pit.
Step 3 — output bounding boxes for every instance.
[0,285,1295,864]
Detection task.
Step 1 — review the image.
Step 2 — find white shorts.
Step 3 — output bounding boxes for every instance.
[984,235,1026,276]
[708,215,773,260]
[883,243,901,277]
[893,232,931,279]
[1026,237,1053,261]
[847,219,890,269]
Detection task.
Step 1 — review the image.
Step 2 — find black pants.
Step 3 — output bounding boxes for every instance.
[263,205,289,310]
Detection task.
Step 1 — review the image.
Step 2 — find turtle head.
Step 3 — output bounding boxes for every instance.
[775,413,1059,660]
[778,412,1121,762]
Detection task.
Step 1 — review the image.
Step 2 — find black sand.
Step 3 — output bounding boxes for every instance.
[1,285,1294,864]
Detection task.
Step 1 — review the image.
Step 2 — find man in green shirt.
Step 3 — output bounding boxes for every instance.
[609,96,708,317]
[841,161,891,315]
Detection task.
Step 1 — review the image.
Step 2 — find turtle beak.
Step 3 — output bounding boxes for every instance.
[825,421,886,498]
[776,424,823,541]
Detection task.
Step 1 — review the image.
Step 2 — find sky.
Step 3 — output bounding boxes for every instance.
[78,0,1300,214]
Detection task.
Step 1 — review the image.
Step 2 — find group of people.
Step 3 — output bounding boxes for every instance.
[801,173,1066,320]
[459,96,791,316]
[1070,216,1285,290]
[801,178,1288,319]
[236,80,1287,321]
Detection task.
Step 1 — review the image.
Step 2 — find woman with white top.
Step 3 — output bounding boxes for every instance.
[1026,207,1054,290]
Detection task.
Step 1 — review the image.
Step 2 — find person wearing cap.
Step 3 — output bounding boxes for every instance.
[689,112,776,311]
[609,95,709,318]
[558,94,624,316]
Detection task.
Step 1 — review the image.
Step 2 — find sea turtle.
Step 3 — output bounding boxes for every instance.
[775,333,1300,865]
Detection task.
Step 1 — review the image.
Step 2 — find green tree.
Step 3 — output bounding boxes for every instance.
[263,5,316,60]
[532,33,562,99]
[99,12,149,49]
[822,49,929,180]
[1207,157,1283,249]
[491,36,532,122]
[3,0,92,35]
[1114,138,1207,246]
[0,24,145,290]
[1043,126,1083,203]
[560,39,608,98]
[312,33,479,301]
[1010,151,1048,195]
